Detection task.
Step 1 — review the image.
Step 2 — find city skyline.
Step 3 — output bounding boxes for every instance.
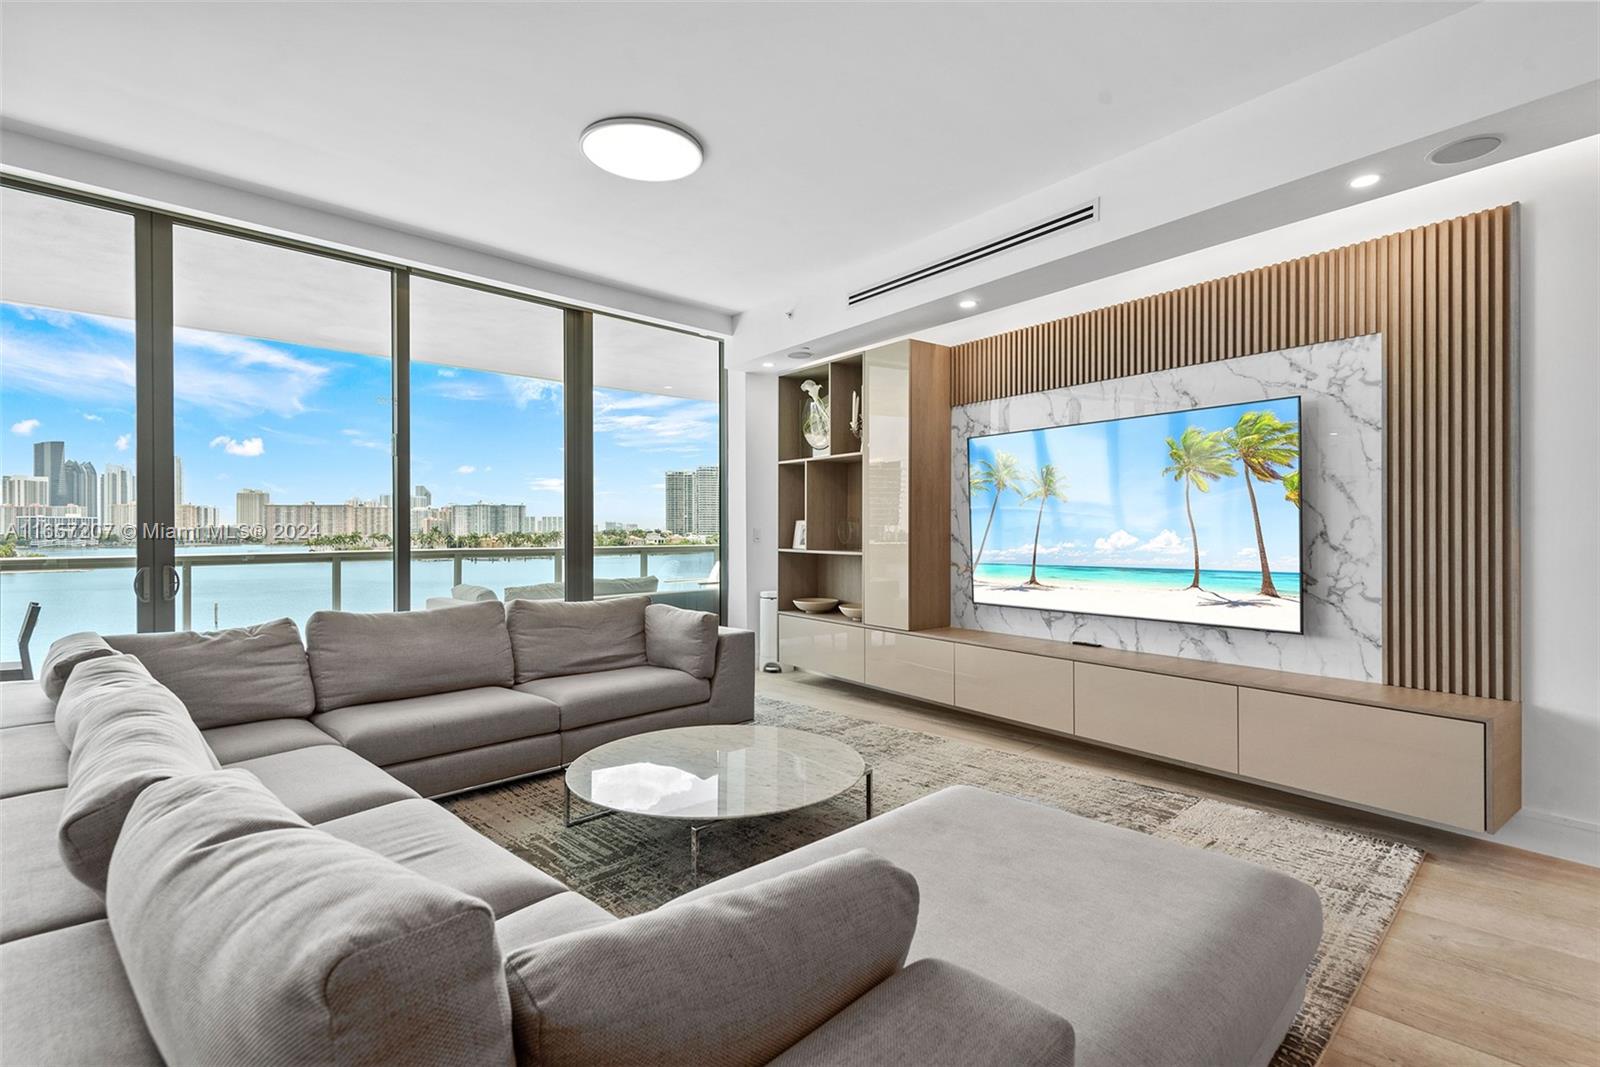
[2,302,720,538]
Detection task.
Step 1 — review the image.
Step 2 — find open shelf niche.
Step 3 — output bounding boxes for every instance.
[776,353,864,617]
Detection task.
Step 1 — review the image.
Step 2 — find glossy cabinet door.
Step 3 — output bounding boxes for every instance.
[866,630,954,705]
[1239,689,1486,831]
[862,341,911,630]
[953,643,1074,734]
[1075,664,1238,772]
[778,614,866,682]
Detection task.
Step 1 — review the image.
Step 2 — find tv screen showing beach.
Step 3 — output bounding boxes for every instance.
[967,397,1304,634]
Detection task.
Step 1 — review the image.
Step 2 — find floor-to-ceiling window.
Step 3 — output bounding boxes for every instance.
[409,277,565,603]
[170,225,394,631]
[0,187,140,652]
[591,314,723,613]
[0,177,726,665]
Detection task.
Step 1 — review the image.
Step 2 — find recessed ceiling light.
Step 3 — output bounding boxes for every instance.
[1428,135,1502,166]
[1348,173,1381,190]
[761,362,775,368]
[580,117,703,182]
[958,298,979,310]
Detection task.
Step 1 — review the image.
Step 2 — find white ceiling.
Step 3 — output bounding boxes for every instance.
[0,1,1470,315]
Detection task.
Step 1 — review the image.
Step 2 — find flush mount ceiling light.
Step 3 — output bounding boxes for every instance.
[1348,173,1381,190]
[1428,135,1502,166]
[580,117,703,182]
[958,298,979,310]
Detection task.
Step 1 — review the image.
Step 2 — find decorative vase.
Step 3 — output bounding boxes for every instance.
[800,379,830,456]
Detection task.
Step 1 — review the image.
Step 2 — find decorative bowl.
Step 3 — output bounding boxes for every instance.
[838,603,864,621]
[793,597,840,614]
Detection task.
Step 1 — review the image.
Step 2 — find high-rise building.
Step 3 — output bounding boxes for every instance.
[532,514,563,534]
[449,503,525,537]
[413,485,432,509]
[664,470,694,535]
[692,465,719,538]
[174,456,185,507]
[236,488,270,531]
[62,459,98,520]
[32,440,64,505]
[2,474,50,507]
[99,465,135,520]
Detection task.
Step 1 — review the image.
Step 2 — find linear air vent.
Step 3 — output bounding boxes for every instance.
[847,199,1099,306]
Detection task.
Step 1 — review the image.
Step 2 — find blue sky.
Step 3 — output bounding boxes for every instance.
[1,303,718,527]
[968,397,1302,573]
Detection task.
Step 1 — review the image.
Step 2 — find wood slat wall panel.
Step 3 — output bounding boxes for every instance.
[948,206,1519,700]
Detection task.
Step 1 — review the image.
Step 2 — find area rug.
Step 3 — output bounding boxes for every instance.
[444,695,1422,1067]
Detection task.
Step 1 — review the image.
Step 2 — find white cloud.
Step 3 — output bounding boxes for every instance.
[209,435,265,457]
[115,434,131,452]
[456,465,477,474]
[9,419,39,436]
[1137,529,1187,555]
[435,368,459,378]
[81,413,103,422]
[508,379,558,408]
[1094,529,1139,553]
[529,478,563,493]
[593,391,717,454]
[987,540,1082,564]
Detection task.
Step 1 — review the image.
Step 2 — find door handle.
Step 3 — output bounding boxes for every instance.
[162,566,181,602]
[133,567,151,603]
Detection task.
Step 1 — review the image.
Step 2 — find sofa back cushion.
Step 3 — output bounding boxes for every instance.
[644,604,719,680]
[503,849,917,1067]
[306,600,514,711]
[105,618,316,728]
[452,583,500,602]
[38,631,117,701]
[107,770,513,1067]
[55,654,219,893]
[506,597,648,683]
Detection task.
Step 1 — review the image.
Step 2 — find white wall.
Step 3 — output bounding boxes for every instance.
[739,137,1600,864]
[725,370,777,630]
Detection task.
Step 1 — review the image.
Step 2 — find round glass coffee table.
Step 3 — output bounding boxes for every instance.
[563,724,872,881]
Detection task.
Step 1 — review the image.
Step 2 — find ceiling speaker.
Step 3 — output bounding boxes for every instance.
[1428,136,1502,166]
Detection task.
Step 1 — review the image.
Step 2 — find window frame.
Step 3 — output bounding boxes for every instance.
[0,174,729,625]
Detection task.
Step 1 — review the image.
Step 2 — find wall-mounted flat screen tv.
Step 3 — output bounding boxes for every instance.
[967,396,1304,634]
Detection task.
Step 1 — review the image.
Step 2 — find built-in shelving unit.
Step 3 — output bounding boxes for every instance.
[777,354,864,612]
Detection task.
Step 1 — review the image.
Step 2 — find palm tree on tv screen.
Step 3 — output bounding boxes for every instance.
[970,451,1023,570]
[1162,427,1236,590]
[1021,462,1069,587]
[1282,470,1302,508]
[1222,410,1300,597]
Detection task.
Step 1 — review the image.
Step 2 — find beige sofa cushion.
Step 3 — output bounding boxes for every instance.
[506,596,648,683]
[105,618,316,727]
[306,601,514,711]
[38,631,116,701]
[504,849,917,1066]
[56,655,219,893]
[106,770,513,1067]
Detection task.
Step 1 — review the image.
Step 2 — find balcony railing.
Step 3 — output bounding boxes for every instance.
[0,543,719,633]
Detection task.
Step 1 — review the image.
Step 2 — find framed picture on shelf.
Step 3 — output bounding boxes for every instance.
[792,520,807,550]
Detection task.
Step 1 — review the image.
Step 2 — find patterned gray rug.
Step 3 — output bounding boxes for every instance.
[445,695,1422,1067]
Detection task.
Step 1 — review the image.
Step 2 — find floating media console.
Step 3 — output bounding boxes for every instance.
[778,609,1521,834]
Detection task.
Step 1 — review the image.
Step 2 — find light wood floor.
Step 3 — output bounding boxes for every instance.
[760,670,1600,1067]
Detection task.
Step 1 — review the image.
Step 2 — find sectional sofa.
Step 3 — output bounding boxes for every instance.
[0,596,1323,1067]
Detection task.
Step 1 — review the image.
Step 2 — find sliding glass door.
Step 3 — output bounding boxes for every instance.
[169,225,395,632]
[408,277,566,605]
[0,187,142,651]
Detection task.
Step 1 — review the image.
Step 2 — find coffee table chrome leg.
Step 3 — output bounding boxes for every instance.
[563,782,616,828]
[865,767,873,819]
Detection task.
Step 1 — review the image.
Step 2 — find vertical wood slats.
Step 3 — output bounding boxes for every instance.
[948,206,1518,701]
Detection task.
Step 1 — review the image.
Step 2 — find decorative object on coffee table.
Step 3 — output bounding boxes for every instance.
[563,723,871,881]
[792,597,839,614]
